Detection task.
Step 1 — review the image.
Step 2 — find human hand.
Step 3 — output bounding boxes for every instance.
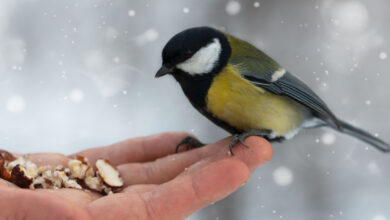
[0,132,272,220]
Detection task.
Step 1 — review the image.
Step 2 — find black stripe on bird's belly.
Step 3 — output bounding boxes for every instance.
[173,71,241,134]
[197,107,288,143]
[173,71,214,108]
[197,107,242,134]
[198,105,289,142]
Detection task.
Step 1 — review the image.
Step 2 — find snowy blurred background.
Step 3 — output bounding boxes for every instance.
[1,0,389,219]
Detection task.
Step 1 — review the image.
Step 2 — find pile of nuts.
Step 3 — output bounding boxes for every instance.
[0,150,124,195]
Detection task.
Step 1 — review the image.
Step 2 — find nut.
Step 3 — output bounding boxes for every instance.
[7,157,38,176]
[6,157,38,188]
[68,159,89,179]
[1,152,122,195]
[85,167,95,177]
[101,185,114,195]
[85,175,104,191]
[54,170,82,189]
[0,167,11,180]
[45,170,62,189]
[0,156,4,168]
[11,165,34,188]
[96,159,123,188]
[74,155,89,165]
[25,161,38,179]
[0,150,16,162]
[55,165,64,171]
[64,179,82,189]
[31,176,50,190]
[0,150,15,179]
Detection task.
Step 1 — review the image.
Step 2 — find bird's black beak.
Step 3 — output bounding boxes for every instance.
[155,66,173,78]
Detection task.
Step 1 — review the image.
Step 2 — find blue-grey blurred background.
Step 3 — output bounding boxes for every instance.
[1,0,389,219]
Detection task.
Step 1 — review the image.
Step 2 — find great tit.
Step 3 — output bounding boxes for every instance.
[155,26,390,154]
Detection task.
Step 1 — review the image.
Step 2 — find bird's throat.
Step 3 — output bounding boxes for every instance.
[173,71,214,108]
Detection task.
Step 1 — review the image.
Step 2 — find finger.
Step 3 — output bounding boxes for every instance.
[121,184,157,194]
[0,179,17,188]
[25,153,69,167]
[87,158,250,220]
[38,188,102,206]
[117,142,220,186]
[224,136,273,172]
[0,187,91,220]
[118,136,272,186]
[73,132,191,166]
[176,136,273,175]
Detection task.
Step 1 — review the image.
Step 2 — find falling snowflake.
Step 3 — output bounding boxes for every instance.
[3,38,27,67]
[113,57,120,63]
[330,1,369,33]
[128,10,136,17]
[105,27,118,40]
[321,132,336,145]
[6,95,26,112]
[87,65,139,98]
[135,29,159,46]
[273,166,293,186]
[226,1,241,15]
[253,2,260,8]
[379,52,388,60]
[84,50,107,72]
[69,89,84,103]
[367,161,381,174]
[183,7,190,13]
[372,215,387,220]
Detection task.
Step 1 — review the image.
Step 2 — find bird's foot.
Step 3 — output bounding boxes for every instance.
[176,136,205,153]
[229,129,272,155]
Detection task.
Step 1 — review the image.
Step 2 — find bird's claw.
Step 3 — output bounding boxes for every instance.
[228,129,272,155]
[176,136,205,153]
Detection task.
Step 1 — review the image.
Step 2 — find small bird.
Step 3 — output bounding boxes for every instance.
[155,26,390,154]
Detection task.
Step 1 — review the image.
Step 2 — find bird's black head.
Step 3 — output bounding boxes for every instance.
[155,27,231,78]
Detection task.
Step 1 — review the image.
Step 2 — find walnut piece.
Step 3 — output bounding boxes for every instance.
[0,150,123,195]
[96,159,124,188]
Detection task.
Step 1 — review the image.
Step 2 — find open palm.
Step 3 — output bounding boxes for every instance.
[0,132,272,220]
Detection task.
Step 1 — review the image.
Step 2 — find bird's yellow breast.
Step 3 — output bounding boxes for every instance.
[206,64,304,137]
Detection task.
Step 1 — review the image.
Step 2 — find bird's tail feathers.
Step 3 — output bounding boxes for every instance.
[338,120,390,152]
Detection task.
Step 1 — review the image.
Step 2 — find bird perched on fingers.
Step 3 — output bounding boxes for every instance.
[155,26,390,154]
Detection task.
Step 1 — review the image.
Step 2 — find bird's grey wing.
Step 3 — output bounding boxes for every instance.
[231,58,341,129]
[226,34,341,129]
[246,70,341,129]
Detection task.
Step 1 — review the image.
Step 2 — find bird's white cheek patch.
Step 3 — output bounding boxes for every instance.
[177,38,222,75]
[271,68,286,82]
